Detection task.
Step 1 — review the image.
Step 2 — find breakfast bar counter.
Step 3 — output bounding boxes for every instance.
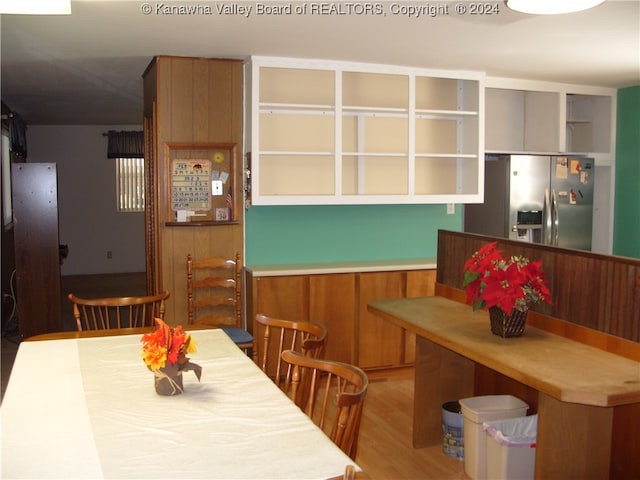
[368,296,640,479]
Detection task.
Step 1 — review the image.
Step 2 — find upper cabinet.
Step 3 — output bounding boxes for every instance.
[565,93,613,154]
[485,78,616,163]
[485,88,561,153]
[247,57,484,205]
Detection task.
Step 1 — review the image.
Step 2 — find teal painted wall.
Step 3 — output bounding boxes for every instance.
[613,85,640,259]
[245,88,640,265]
[245,204,462,264]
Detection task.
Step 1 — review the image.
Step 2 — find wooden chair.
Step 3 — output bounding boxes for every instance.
[254,313,327,389]
[186,252,252,350]
[68,291,169,331]
[281,349,369,460]
[344,465,356,480]
[326,464,360,480]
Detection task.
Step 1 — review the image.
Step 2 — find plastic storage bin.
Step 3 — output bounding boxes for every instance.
[442,400,464,459]
[483,414,537,480]
[458,395,529,480]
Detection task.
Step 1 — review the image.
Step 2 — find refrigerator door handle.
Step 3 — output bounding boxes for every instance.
[551,189,559,246]
[543,188,552,245]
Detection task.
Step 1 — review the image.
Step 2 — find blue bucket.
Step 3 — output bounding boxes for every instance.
[442,400,464,459]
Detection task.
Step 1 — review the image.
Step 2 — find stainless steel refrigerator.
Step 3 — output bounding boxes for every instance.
[464,154,595,251]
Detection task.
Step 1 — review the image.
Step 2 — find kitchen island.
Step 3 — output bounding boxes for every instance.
[368,296,640,480]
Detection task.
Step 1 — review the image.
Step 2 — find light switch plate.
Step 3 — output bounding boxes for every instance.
[446,203,455,214]
[212,180,223,196]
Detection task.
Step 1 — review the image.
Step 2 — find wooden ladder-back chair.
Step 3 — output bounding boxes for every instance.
[68,291,170,331]
[186,253,253,350]
[254,313,327,390]
[281,349,369,460]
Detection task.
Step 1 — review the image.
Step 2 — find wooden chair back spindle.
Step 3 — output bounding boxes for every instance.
[281,349,368,460]
[67,291,169,331]
[254,313,327,390]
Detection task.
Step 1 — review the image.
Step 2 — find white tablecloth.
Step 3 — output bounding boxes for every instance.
[1,329,357,479]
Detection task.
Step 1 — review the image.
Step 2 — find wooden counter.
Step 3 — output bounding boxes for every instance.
[369,296,640,407]
[368,296,640,479]
[246,258,437,277]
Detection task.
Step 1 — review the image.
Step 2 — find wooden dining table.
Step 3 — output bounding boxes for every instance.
[1,327,359,479]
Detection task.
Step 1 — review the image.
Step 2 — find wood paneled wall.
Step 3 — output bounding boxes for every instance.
[143,56,244,325]
[436,230,640,345]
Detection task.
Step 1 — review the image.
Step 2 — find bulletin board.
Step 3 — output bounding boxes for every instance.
[165,143,238,225]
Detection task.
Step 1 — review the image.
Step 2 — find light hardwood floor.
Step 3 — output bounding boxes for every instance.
[1,272,468,479]
[357,367,467,479]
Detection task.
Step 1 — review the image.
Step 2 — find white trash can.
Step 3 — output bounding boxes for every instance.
[483,414,537,480]
[458,395,529,480]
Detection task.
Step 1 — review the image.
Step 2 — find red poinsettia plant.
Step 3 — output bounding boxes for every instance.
[463,242,552,314]
[141,318,197,371]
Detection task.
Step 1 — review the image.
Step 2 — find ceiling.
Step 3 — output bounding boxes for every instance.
[1,0,639,125]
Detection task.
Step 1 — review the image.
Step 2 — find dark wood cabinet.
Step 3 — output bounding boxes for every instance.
[12,163,62,338]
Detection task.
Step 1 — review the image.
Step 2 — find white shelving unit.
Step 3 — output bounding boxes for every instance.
[247,57,484,205]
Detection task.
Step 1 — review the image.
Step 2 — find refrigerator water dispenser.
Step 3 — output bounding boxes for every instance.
[514,210,542,243]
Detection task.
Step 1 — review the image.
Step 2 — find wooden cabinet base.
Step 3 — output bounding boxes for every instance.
[246,267,437,370]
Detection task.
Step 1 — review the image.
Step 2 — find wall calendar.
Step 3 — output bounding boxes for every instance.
[165,143,238,225]
[171,159,212,212]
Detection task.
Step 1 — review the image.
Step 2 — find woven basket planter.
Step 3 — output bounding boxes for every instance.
[488,306,528,338]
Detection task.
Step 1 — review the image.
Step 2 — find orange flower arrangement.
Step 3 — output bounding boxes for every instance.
[463,241,552,314]
[141,318,197,371]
